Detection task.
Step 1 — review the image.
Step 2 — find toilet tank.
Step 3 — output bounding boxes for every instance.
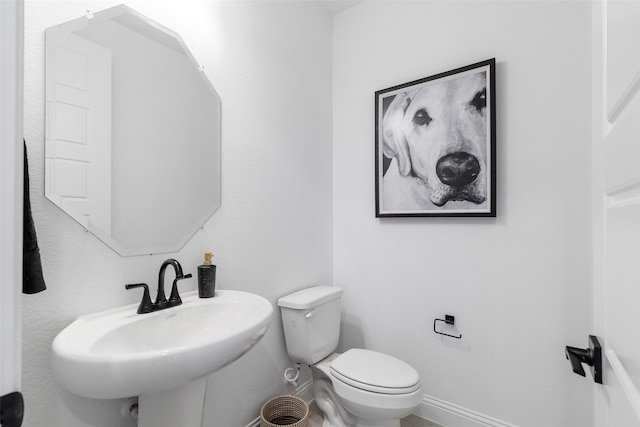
[278,286,343,365]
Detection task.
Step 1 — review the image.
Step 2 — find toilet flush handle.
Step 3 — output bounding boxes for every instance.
[304,310,314,319]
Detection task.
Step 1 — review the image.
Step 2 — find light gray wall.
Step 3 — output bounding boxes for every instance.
[23,1,333,426]
[333,1,593,427]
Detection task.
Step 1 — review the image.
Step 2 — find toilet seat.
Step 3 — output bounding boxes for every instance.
[330,349,420,395]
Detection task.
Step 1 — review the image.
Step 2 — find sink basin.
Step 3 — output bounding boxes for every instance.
[52,290,273,400]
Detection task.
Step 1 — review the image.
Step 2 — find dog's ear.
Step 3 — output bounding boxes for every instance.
[382,91,414,176]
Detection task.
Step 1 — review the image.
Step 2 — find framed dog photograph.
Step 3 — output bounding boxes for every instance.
[375,58,496,217]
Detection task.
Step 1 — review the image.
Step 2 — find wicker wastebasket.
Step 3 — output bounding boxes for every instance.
[260,395,309,427]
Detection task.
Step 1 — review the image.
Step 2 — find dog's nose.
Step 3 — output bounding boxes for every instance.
[436,152,481,188]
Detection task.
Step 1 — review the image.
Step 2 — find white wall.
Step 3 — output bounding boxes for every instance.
[23,1,332,426]
[333,2,593,427]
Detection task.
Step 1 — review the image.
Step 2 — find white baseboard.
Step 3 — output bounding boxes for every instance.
[246,386,518,427]
[295,378,315,403]
[245,379,314,427]
[416,393,519,427]
[246,415,261,427]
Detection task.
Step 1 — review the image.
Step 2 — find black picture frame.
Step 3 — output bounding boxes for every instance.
[375,58,496,217]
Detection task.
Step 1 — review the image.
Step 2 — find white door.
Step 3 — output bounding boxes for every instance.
[45,31,112,234]
[0,0,23,423]
[592,0,640,425]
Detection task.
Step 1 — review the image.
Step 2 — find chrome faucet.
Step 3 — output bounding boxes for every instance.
[125,259,192,314]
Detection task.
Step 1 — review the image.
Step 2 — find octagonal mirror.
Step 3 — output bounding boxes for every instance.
[44,4,221,256]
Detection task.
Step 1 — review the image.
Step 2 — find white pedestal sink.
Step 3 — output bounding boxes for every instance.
[51,290,273,427]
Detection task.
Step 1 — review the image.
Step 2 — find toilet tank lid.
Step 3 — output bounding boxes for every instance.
[278,286,343,310]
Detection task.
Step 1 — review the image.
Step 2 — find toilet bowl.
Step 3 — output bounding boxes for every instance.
[313,350,422,427]
[278,286,422,427]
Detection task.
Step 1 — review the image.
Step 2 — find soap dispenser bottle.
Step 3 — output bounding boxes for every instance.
[198,252,216,298]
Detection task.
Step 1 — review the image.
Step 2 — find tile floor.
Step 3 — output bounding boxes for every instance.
[307,401,444,427]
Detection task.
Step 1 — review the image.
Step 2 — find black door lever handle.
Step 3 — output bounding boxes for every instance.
[565,346,593,376]
[565,335,602,384]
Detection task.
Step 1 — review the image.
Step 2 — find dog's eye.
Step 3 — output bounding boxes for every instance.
[470,88,486,112]
[413,109,432,126]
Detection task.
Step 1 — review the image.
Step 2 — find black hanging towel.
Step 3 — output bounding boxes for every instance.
[0,391,24,427]
[22,141,46,294]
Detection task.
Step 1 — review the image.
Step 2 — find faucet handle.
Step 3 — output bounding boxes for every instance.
[125,283,154,314]
[168,273,192,307]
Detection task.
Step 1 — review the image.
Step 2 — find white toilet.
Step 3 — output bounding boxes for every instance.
[278,286,422,427]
